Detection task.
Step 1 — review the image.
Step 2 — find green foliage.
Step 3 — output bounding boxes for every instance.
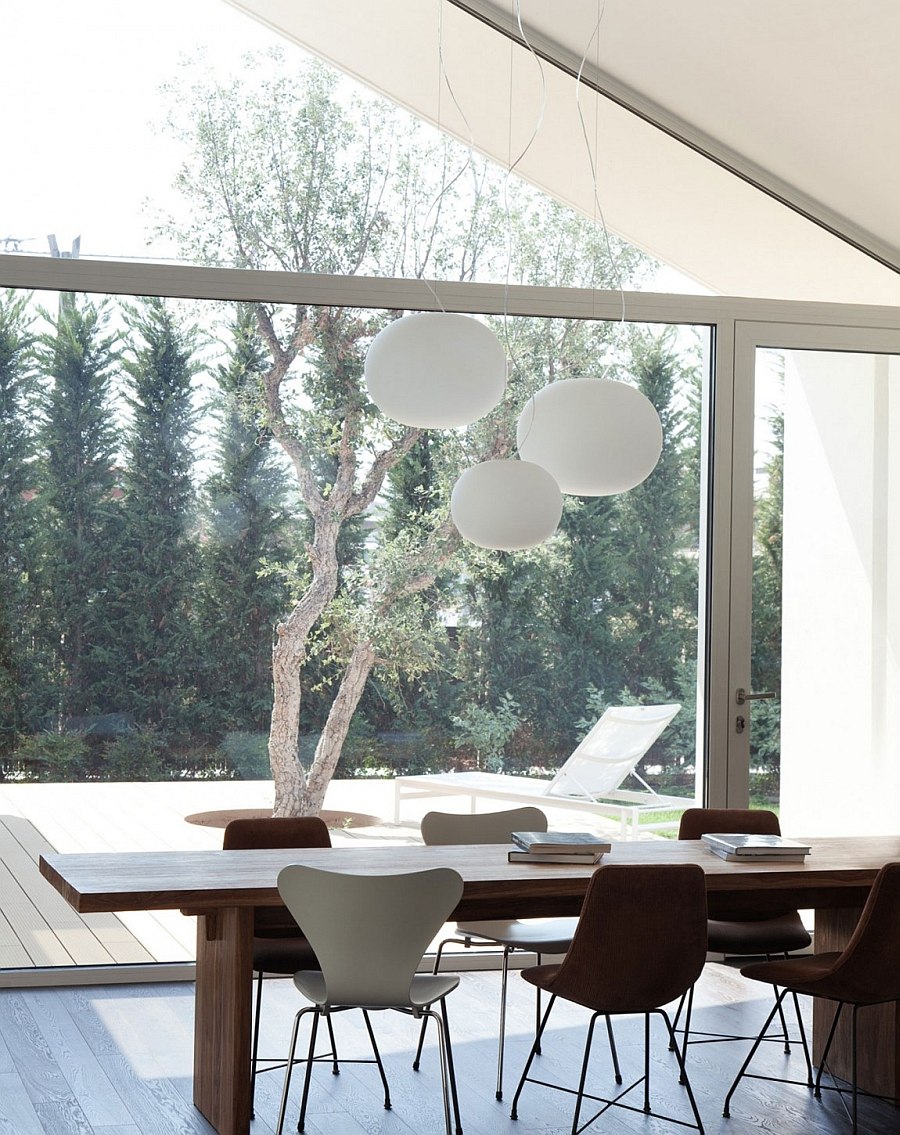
[34,296,122,720]
[0,291,38,752]
[217,730,271,779]
[452,693,521,772]
[101,727,167,781]
[14,731,89,780]
[196,307,294,732]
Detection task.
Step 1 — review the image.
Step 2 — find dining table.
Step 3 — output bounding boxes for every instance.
[40,833,900,1135]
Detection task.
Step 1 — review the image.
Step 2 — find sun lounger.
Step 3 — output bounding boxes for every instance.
[393,703,693,838]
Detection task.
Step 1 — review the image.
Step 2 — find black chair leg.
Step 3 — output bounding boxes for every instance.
[250,968,264,1117]
[723,990,786,1117]
[658,1010,705,1134]
[361,1009,391,1110]
[571,1010,602,1135]
[510,995,556,1120]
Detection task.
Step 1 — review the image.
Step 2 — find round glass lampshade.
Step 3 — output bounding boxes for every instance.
[364,312,506,428]
[516,377,663,495]
[450,460,563,550]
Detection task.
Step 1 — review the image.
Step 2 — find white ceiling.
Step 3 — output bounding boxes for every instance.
[227,0,900,305]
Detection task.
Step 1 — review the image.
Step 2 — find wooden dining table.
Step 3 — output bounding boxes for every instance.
[40,833,900,1135]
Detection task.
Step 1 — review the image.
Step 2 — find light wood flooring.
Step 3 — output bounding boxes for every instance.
[0,964,896,1135]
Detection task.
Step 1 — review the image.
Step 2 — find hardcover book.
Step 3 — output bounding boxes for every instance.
[511,831,612,855]
[701,833,811,857]
[507,849,605,865]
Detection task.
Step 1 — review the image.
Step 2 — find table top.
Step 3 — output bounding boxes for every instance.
[40,834,900,921]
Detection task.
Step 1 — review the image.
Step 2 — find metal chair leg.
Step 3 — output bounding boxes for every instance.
[361,1009,391,1110]
[723,990,786,1117]
[510,995,556,1120]
[250,968,264,1117]
[496,945,511,1099]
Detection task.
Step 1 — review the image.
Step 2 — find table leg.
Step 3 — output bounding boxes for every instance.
[813,906,900,1099]
[193,906,255,1135]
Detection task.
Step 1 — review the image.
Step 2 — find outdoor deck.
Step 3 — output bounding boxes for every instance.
[0,778,621,979]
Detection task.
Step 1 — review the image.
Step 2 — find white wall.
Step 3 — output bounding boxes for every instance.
[780,349,900,835]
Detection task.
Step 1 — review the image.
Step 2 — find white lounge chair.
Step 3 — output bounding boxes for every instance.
[393,703,693,838]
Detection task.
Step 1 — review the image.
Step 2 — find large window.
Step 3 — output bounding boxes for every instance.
[0,284,708,796]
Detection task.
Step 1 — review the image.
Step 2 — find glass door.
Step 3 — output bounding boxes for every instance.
[731,323,900,836]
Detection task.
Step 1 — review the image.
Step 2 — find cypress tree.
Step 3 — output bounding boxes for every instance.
[613,332,696,702]
[198,306,293,732]
[0,292,38,751]
[35,297,121,723]
[105,297,200,731]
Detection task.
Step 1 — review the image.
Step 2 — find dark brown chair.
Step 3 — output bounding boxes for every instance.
[675,808,811,1072]
[222,815,334,1116]
[510,864,708,1135]
[724,861,900,1134]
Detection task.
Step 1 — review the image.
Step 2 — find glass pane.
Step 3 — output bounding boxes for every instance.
[3,1,703,293]
[0,283,709,965]
[752,346,900,835]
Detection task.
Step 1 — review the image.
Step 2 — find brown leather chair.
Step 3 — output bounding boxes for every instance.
[510,863,708,1134]
[724,860,900,1134]
[675,808,811,1072]
[222,816,334,1116]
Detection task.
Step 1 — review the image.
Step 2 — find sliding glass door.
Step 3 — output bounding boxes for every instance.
[730,322,900,835]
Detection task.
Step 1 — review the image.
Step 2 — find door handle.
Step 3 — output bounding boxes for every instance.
[735,688,777,705]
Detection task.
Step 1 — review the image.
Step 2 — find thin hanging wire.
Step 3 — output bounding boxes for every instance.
[502,0,549,455]
[574,0,629,372]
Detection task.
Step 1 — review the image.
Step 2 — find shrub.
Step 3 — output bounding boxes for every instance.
[101,728,167,781]
[218,731,271,779]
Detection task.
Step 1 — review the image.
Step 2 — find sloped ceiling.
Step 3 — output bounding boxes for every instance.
[227,0,900,305]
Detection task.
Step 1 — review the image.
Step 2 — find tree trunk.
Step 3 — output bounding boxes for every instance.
[297,640,377,815]
[270,640,376,817]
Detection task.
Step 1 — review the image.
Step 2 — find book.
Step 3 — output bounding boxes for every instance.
[701,833,811,857]
[508,849,605,865]
[707,846,808,863]
[511,831,612,856]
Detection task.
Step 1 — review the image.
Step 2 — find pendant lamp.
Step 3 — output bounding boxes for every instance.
[364,312,506,428]
[450,459,563,550]
[516,377,663,496]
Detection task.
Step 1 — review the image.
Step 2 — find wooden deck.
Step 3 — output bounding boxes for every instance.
[0,779,429,978]
[0,777,675,980]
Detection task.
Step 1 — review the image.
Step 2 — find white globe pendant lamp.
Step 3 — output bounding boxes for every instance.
[450,460,563,551]
[364,312,506,429]
[516,377,663,496]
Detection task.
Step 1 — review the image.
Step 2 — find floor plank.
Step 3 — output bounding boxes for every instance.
[0,966,896,1135]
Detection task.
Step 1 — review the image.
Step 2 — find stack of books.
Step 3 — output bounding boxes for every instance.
[508,831,611,865]
[701,833,811,863]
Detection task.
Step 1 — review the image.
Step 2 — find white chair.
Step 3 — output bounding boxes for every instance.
[275,865,464,1135]
[394,703,689,837]
[414,806,620,1102]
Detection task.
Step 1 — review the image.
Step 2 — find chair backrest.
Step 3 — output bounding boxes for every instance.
[420,806,547,846]
[277,865,464,1007]
[822,861,900,1003]
[224,816,332,936]
[545,863,708,1013]
[222,815,332,851]
[546,703,681,800]
[678,807,780,841]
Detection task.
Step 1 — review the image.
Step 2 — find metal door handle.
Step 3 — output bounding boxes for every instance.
[735,688,777,705]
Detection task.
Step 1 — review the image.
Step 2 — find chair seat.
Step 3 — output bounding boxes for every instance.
[293,969,461,1009]
[741,951,847,997]
[253,934,319,975]
[707,911,811,956]
[454,917,577,954]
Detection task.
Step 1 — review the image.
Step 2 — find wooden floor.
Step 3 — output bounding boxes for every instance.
[0,779,623,975]
[0,965,896,1135]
